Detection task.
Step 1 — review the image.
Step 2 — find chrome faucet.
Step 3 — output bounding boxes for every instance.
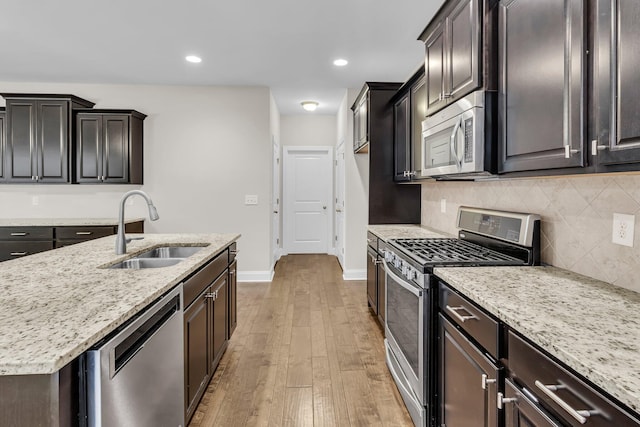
[115,190,159,254]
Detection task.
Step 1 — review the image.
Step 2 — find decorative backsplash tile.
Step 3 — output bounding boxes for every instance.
[421,174,640,293]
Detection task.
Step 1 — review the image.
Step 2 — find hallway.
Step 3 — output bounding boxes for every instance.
[188,254,412,426]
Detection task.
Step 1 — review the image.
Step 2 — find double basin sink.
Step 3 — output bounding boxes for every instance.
[109,245,208,269]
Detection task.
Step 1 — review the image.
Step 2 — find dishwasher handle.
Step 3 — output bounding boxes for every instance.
[102,285,182,378]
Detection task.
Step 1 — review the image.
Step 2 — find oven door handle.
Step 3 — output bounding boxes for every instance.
[383,260,422,297]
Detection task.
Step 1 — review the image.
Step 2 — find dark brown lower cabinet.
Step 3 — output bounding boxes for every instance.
[184,287,211,420]
[376,259,385,325]
[439,314,500,427]
[210,273,228,371]
[183,248,234,424]
[228,259,237,338]
[366,246,378,316]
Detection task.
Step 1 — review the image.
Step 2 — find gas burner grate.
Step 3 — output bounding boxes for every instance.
[391,238,524,266]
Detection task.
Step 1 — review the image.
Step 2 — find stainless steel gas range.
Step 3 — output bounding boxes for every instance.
[380,207,541,427]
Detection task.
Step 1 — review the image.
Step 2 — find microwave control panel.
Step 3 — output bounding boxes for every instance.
[464,117,474,163]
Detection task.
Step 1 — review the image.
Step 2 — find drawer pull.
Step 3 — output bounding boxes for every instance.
[10,252,28,256]
[497,392,517,409]
[75,231,93,235]
[535,381,599,424]
[10,232,28,236]
[446,305,478,323]
[481,374,496,390]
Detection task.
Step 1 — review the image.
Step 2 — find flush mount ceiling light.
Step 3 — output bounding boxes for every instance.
[333,58,348,67]
[301,101,319,112]
[185,55,202,63]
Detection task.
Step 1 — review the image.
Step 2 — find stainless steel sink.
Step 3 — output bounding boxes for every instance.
[109,258,184,269]
[135,246,207,259]
[107,245,208,269]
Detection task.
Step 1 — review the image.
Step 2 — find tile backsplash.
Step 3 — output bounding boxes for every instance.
[421,174,640,293]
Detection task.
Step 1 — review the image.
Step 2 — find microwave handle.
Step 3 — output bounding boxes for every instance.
[449,116,463,171]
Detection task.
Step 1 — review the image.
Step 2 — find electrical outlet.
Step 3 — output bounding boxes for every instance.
[612,213,635,247]
[31,196,39,206]
[245,195,258,205]
[440,198,447,213]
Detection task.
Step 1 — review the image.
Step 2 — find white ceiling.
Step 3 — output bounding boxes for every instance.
[0,0,443,115]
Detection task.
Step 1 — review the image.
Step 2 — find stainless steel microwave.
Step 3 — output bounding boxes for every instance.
[421,91,496,179]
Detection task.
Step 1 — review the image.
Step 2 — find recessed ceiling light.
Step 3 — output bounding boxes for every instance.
[185,55,202,63]
[333,58,348,67]
[301,101,319,112]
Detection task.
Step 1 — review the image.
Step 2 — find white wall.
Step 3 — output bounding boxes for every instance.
[337,89,368,279]
[280,115,337,147]
[0,82,273,279]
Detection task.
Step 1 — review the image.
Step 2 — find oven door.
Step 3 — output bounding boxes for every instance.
[384,260,428,413]
[421,93,485,178]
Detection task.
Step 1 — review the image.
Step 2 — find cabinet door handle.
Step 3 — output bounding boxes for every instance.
[497,392,517,409]
[230,249,239,255]
[481,374,496,390]
[75,231,93,235]
[10,252,28,256]
[10,232,28,236]
[445,305,478,323]
[564,145,580,158]
[229,270,235,276]
[535,381,599,424]
[204,293,215,299]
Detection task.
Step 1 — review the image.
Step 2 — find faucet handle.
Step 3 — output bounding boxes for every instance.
[125,236,145,243]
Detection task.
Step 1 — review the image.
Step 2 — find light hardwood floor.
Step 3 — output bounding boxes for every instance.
[188,254,413,427]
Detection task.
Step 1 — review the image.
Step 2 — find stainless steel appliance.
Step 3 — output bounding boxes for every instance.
[87,285,184,427]
[421,91,497,179]
[381,207,540,427]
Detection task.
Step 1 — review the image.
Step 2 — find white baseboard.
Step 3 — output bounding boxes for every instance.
[237,270,274,282]
[343,269,366,281]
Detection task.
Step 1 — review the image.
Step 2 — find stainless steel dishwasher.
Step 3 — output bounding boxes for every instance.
[87,285,184,427]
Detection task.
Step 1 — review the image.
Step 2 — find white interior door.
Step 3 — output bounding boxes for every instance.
[272,138,281,264]
[335,142,345,268]
[283,147,333,254]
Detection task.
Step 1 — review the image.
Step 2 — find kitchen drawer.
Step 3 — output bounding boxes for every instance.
[0,241,54,261]
[56,226,115,240]
[439,281,500,359]
[0,227,54,240]
[183,249,228,309]
[367,232,379,251]
[228,242,237,263]
[508,330,640,427]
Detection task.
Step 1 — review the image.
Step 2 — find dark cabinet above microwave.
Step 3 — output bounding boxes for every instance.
[418,0,497,118]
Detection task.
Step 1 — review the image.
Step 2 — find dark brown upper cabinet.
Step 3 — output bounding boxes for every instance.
[498,0,586,174]
[352,82,421,225]
[592,0,640,171]
[0,108,5,182]
[75,110,146,184]
[393,68,427,182]
[353,92,369,153]
[419,0,484,117]
[1,94,95,183]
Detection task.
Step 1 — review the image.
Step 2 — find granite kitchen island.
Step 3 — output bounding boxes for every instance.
[0,232,239,426]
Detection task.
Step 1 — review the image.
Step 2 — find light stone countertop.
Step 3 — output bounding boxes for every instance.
[434,266,640,412]
[368,224,451,241]
[0,232,239,376]
[0,218,145,227]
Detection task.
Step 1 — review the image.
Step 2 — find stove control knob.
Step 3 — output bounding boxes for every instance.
[393,257,401,269]
[407,269,416,281]
[401,263,408,276]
